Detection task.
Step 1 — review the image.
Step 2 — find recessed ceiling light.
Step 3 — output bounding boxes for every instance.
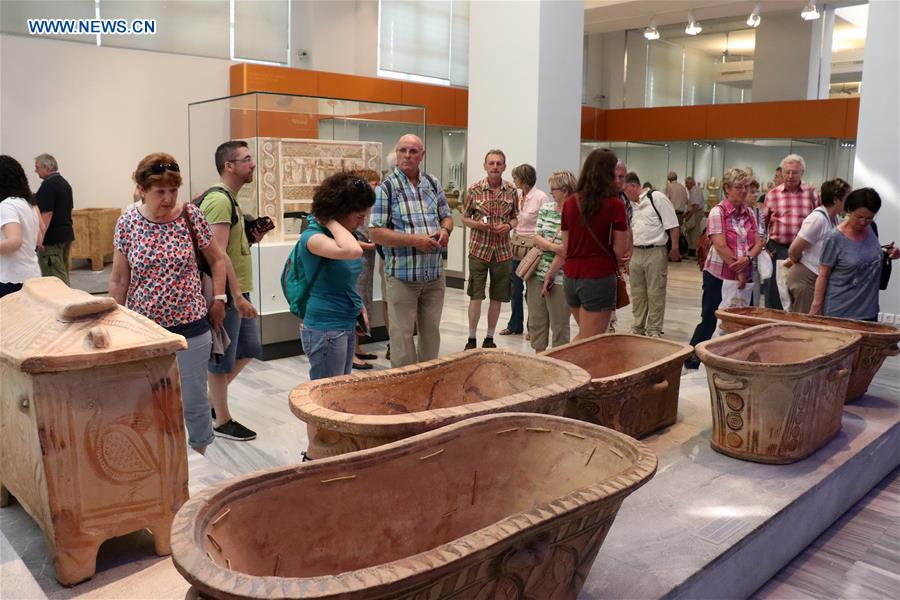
[644,20,660,40]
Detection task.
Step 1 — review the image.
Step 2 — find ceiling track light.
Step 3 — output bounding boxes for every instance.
[644,20,660,40]
[801,2,820,20]
[685,11,702,35]
[747,3,761,28]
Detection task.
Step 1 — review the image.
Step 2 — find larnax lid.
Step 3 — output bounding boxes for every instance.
[0,277,187,373]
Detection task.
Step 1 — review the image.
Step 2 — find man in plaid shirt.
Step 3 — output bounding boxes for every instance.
[461,149,518,350]
[763,154,819,309]
[369,134,454,368]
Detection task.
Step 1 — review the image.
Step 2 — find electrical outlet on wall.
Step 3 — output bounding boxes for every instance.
[881,312,896,325]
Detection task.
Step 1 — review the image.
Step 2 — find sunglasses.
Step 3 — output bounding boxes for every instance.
[146,162,180,175]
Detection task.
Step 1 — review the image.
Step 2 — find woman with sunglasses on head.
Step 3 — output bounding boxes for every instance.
[811,188,900,321]
[297,172,375,380]
[110,153,228,455]
[0,155,43,298]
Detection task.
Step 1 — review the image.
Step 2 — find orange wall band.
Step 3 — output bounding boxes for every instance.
[230,64,859,142]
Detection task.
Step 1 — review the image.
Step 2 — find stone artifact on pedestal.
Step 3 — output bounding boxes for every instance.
[695,323,861,464]
[0,277,189,585]
[706,176,720,210]
[69,208,121,271]
[716,306,900,401]
[290,349,591,459]
[171,413,657,600]
[543,334,693,439]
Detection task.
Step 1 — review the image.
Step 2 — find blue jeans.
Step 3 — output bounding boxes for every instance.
[300,328,355,380]
[506,259,524,333]
[688,270,724,349]
[176,331,215,449]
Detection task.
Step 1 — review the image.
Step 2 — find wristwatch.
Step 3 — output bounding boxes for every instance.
[440,226,451,236]
[213,294,227,303]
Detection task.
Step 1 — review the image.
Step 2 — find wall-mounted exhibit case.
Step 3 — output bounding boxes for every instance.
[581,138,856,202]
[188,92,426,357]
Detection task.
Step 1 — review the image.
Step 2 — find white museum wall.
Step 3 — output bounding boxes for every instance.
[0,34,230,210]
[853,0,899,318]
[290,0,377,76]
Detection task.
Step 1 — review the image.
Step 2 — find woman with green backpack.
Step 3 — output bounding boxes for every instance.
[295,172,375,380]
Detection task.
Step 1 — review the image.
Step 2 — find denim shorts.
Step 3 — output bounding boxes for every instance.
[208,294,263,374]
[564,274,618,312]
[300,327,355,381]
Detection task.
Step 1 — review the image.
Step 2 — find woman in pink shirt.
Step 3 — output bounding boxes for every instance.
[684,167,764,369]
[500,163,549,336]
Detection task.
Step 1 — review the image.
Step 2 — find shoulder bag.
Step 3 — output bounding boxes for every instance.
[515,228,560,280]
[577,203,630,309]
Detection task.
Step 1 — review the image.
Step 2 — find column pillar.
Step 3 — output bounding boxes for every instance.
[466,0,583,198]
[854,0,900,317]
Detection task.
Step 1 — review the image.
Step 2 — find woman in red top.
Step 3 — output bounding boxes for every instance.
[561,149,629,339]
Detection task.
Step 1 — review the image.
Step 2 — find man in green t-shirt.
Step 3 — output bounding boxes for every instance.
[199,140,267,442]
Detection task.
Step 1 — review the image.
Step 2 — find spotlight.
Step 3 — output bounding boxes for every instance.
[747,3,761,28]
[801,2,820,20]
[644,20,660,40]
[685,12,702,35]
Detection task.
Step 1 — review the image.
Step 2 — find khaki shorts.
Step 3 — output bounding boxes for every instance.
[467,256,512,302]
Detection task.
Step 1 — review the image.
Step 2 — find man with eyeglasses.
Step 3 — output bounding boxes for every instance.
[197,140,264,442]
[763,154,819,310]
[34,153,74,284]
[369,134,453,367]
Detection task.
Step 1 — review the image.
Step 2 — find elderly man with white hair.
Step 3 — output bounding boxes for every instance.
[763,154,818,310]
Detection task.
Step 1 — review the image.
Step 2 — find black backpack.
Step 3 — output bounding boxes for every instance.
[194,184,239,228]
[645,190,689,255]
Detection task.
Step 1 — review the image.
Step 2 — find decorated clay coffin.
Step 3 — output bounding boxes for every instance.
[716,306,900,401]
[0,278,189,585]
[289,349,591,458]
[171,413,658,600]
[695,323,861,464]
[543,334,693,438]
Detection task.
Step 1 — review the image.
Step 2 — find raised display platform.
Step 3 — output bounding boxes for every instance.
[1,359,897,599]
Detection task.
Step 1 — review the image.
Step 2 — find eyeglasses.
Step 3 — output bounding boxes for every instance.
[550,187,563,192]
[397,147,422,156]
[227,156,253,164]
[146,162,180,175]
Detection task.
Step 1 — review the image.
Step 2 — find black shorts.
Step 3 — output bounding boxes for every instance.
[564,275,617,312]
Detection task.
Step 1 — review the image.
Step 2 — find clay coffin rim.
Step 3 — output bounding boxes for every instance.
[715,306,900,339]
[288,349,592,438]
[541,333,694,381]
[695,322,862,375]
[169,413,658,600]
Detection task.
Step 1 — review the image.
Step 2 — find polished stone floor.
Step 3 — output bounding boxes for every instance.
[3,261,898,598]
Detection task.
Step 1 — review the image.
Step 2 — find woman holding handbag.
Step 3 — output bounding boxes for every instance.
[561,149,629,340]
[522,170,575,352]
[500,164,549,337]
[110,153,228,454]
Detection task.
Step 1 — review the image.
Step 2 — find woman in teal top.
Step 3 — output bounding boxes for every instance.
[298,173,375,380]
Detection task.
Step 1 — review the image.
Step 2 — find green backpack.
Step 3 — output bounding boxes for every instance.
[281,221,325,319]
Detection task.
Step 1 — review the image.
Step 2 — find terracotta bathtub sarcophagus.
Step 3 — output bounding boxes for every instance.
[542,334,693,439]
[716,306,900,401]
[289,349,591,459]
[695,323,861,464]
[0,278,189,585]
[171,413,658,600]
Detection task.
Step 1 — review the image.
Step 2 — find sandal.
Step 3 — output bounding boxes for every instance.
[355,352,378,360]
[352,361,374,370]
[498,328,521,336]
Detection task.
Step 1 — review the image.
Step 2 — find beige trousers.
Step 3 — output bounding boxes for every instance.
[787,262,817,314]
[384,273,445,368]
[629,246,669,336]
[525,276,571,352]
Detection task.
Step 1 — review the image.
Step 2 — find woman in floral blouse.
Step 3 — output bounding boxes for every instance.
[110,153,227,454]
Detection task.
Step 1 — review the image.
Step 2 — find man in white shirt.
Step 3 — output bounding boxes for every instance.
[624,172,680,337]
[665,171,690,225]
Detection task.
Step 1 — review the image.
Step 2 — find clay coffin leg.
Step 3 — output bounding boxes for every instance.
[53,537,102,586]
[150,518,174,556]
